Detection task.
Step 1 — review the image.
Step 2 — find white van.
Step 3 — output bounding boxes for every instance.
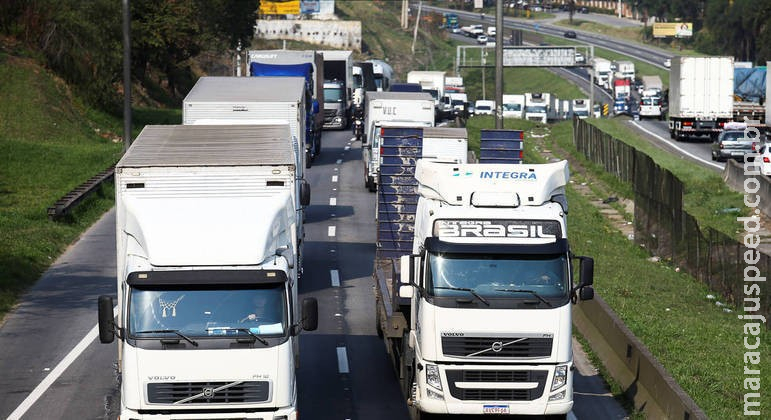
[474,99,495,115]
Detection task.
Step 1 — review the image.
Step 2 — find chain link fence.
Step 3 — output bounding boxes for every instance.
[572,118,770,323]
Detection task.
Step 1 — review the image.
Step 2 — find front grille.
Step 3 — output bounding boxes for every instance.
[527,116,543,122]
[147,381,270,404]
[442,336,552,358]
[446,370,547,401]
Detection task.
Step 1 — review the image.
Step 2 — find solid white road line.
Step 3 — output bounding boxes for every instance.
[630,121,723,170]
[330,269,340,287]
[8,306,119,420]
[328,226,336,237]
[336,346,350,374]
[329,197,337,206]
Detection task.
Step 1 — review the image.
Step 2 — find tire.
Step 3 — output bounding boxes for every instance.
[305,150,312,168]
[711,151,717,161]
[367,176,377,193]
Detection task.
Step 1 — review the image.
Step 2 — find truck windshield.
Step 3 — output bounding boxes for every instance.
[503,103,522,111]
[128,284,287,339]
[324,87,344,102]
[526,105,547,113]
[426,252,569,300]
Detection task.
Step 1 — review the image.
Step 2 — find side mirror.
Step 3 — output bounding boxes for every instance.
[300,180,311,207]
[579,257,594,287]
[580,286,595,301]
[98,295,115,343]
[302,297,318,331]
[312,100,320,114]
[398,255,415,299]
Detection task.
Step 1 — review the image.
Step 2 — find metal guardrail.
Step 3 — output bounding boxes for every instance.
[47,165,115,221]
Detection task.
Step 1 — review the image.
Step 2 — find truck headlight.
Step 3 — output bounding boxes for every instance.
[551,365,567,391]
[425,364,442,390]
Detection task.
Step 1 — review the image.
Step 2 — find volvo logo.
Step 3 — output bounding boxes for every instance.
[202,387,215,398]
[491,341,504,352]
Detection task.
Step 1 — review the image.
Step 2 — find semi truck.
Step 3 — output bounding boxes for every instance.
[612,60,635,81]
[352,61,377,141]
[373,153,595,418]
[362,91,435,191]
[98,124,318,419]
[668,56,734,140]
[247,49,325,157]
[321,50,354,130]
[572,99,591,119]
[367,59,393,92]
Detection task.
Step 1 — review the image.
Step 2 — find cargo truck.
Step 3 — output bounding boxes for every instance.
[97,124,318,420]
[321,50,354,130]
[591,57,613,90]
[248,49,325,157]
[525,93,554,123]
[373,151,595,419]
[352,61,377,142]
[668,56,734,140]
[362,92,435,192]
[368,59,393,92]
[502,94,526,119]
[407,71,446,120]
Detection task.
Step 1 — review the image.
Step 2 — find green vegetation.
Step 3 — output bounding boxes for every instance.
[584,118,746,236]
[0,53,124,315]
[466,117,771,419]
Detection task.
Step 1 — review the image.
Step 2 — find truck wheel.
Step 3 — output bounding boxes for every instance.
[305,150,312,168]
[367,176,377,193]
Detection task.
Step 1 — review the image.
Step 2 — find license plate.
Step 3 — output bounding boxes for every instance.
[483,405,509,414]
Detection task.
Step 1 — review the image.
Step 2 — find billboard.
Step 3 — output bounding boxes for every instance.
[502,47,580,67]
[260,0,301,15]
[301,0,320,14]
[653,22,693,38]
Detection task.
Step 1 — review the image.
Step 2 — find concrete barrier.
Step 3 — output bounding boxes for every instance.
[722,159,771,217]
[574,295,707,419]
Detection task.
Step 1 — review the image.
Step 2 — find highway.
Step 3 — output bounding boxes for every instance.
[0,129,627,419]
[434,4,725,172]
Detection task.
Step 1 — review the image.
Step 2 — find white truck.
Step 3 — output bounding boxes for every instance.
[474,99,495,116]
[407,71,446,120]
[525,93,554,123]
[362,91,435,192]
[367,59,393,92]
[98,124,318,420]
[668,56,734,140]
[572,99,591,119]
[374,159,595,419]
[321,50,354,130]
[613,60,635,81]
[502,94,526,119]
[591,57,613,90]
[641,75,663,95]
[183,76,309,169]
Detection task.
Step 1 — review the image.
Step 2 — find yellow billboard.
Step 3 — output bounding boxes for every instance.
[260,0,301,15]
[653,22,693,38]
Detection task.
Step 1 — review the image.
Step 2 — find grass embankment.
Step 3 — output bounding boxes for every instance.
[0,53,124,317]
[464,117,771,419]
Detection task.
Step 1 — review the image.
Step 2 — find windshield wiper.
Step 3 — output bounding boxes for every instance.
[205,327,269,345]
[494,289,553,307]
[433,286,490,306]
[135,329,199,347]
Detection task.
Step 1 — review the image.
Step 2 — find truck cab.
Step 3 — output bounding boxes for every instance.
[376,160,595,418]
[323,79,349,129]
[525,93,551,123]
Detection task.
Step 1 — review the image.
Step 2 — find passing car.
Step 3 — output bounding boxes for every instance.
[476,34,488,44]
[564,30,577,39]
[663,58,671,68]
[757,143,771,176]
[574,51,585,63]
[711,124,758,162]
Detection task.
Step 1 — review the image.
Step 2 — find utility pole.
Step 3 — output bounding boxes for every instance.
[122,0,132,151]
[411,1,422,54]
[401,0,409,29]
[495,0,503,129]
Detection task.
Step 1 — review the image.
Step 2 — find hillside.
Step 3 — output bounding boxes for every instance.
[0,38,123,316]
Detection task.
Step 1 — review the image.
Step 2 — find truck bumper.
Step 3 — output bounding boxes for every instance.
[413,362,573,416]
[120,406,296,419]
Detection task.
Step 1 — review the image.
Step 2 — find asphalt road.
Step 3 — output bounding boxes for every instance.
[0,129,627,420]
